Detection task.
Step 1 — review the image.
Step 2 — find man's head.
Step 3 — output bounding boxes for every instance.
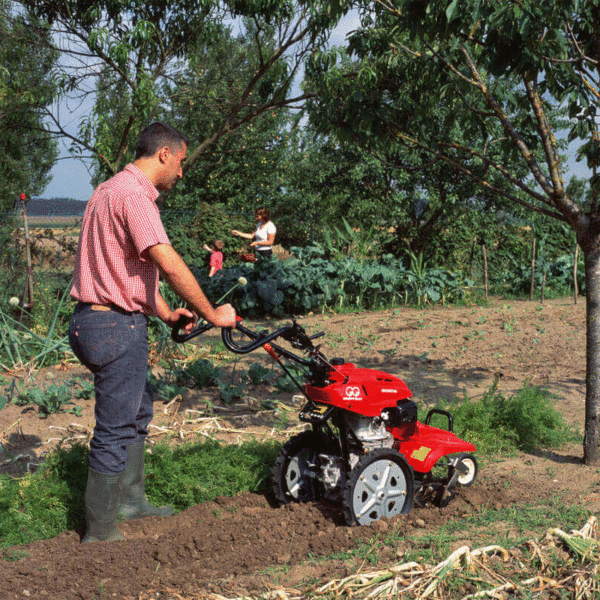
[135,122,190,192]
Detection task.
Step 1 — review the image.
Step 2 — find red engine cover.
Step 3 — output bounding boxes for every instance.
[305,362,412,417]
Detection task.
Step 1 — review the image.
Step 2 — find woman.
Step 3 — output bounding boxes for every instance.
[232,206,276,257]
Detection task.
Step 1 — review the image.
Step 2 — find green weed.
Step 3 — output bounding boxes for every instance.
[147,368,187,402]
[246,362,274,385]
[9,378,81,418]
[218,380,247,405]
[442,382,580,455]
[184,357,223,388]
[0,439,280,550]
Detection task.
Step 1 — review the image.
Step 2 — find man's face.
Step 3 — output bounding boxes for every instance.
[157,144,187,192]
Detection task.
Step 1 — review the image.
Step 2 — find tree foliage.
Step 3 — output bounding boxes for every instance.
[18,0,349,185]
[305,0,600,464]
[0,0,58,286]
[0,0,58,205]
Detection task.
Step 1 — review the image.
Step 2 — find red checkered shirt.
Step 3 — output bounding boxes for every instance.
[70,164,170,316]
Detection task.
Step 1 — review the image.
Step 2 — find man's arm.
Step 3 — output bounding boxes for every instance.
[147,243,235,328]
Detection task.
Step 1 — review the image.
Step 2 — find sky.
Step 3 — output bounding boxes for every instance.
[40,12,590,201]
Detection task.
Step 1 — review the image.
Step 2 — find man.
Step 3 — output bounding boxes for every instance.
[69,122,236,543]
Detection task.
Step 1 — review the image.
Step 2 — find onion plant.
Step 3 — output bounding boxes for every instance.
[0,284,72,369]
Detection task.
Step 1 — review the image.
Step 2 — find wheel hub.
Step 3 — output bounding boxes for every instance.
[351,458,409,525]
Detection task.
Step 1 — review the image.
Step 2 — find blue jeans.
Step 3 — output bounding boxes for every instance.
[68,303,153,473]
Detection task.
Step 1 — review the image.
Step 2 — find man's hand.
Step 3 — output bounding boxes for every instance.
[166,307,197,333]
[211,304,236,328]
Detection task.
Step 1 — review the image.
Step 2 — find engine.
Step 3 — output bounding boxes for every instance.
[344,412,394,451]
[318,413,394,500]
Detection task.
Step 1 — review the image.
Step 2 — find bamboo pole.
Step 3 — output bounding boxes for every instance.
[540,272,546,304]
[482,244,488,300]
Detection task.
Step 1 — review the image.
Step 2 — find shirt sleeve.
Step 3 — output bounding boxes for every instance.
[122,192,170,257]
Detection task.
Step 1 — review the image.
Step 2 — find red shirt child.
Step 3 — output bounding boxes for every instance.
[204,239,224,277]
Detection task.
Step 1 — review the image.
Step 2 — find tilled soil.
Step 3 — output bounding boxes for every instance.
[1,297,599,600]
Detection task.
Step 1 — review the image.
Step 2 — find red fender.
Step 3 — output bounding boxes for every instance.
[389,422,476,474]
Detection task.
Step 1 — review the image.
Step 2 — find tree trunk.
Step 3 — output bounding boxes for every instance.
[584,247,600,465]
[530,237,536,302]
[574,244,579,305]
[482,244,488,300]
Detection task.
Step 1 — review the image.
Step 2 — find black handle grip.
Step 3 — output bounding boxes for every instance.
[171,318,214,343]
[221,321,294,354]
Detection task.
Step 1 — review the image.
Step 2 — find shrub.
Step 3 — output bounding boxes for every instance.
[444,383,579,455]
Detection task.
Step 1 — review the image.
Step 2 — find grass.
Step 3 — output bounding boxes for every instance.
[0,438,279,549]
[0,381,584,552]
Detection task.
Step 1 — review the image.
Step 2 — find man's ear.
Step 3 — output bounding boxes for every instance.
[157,146,170,164]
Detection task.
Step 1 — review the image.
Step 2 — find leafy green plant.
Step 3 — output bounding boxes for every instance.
[184,358,223,388]
[147,369,187,402]
[9,378,81,418]
[444,382,579,455]
[273,363,306,393]
[71,377,95,400]
[218,380,247,405]
[246,362,274,385]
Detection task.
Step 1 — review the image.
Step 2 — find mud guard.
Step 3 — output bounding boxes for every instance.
[391,421,476,474]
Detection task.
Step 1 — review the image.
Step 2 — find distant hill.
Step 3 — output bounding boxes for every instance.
[25,198,88,217]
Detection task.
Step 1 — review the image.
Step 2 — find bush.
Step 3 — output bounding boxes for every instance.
[445,383,579,455]
[162,203,251,270]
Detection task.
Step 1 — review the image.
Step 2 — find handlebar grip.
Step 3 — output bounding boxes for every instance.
[221,322,294,354]
[171,318,214,343]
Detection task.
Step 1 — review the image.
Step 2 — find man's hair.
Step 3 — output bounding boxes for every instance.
[135,122,190,159]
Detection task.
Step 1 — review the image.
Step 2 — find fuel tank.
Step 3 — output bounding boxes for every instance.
[305,362,412,417]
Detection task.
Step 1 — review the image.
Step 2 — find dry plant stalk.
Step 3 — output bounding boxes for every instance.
[181,516,599,600]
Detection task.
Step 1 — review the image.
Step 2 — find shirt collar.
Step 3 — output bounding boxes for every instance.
[123,164,160,202]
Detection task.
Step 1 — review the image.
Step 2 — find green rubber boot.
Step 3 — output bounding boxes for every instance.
[82,468,125,543]
[118,439,174,521]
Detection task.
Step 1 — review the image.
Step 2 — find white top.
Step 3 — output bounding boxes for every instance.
[254,220,276,251]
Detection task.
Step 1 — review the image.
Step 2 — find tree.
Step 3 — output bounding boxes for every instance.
[0,1,58,205]
[0,0,58,288]
[17,0,349,189]
[306,0,600,463]
[162,21,297,213]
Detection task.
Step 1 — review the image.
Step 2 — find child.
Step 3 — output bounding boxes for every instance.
[203,239,224,277]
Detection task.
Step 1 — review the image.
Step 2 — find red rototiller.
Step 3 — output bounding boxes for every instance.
[173,317,477,526]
